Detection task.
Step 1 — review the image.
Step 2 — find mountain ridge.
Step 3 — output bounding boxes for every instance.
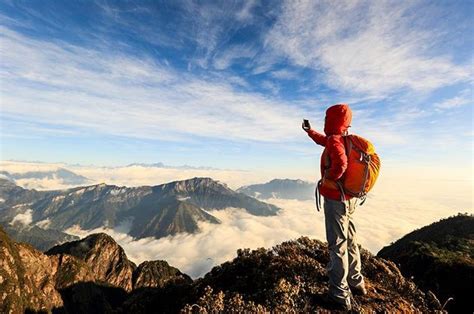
[0,177,280,250]
[237,178,315,201]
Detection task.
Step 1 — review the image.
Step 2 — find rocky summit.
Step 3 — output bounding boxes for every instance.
[0,226,444,313]
[180,237,443,313]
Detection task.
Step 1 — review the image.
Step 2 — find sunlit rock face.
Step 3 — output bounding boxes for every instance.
[0,229,194,313]
[0,227,64,313]
[47,233,137,292]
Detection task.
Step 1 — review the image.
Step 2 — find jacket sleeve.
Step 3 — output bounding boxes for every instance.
[325,135,348,180]
[307,129,327,147]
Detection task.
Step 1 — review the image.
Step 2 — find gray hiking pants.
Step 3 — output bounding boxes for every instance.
[324,197,365,304]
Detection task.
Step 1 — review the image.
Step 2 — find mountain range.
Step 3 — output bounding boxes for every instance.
[237,178,315,201]
[0,177,280,250]
[0,225,444,313]
[126,162,219,170]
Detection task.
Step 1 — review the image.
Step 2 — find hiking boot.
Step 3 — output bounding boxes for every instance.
[350,285,367,296]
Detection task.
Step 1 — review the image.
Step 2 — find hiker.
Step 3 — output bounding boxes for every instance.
[302,104,367,311]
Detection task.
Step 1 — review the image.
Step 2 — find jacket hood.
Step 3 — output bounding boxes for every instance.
[324,104,352,135]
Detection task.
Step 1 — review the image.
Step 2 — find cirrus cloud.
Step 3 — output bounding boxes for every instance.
[265,0,471,97]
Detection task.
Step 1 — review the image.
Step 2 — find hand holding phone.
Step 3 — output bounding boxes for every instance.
[302,119,311,132]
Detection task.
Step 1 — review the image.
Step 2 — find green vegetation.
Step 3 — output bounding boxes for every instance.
[378,213,474,313]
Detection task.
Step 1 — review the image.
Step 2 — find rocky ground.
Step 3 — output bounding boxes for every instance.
[0,226,444,313]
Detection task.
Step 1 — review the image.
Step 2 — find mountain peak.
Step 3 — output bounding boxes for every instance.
[153,177,279,216]
[133,260,192,289]
[47,232,124,255]
[47,232,137,291]
[153,177,234,198]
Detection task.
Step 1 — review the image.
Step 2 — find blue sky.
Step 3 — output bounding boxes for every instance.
[0,0,472,178]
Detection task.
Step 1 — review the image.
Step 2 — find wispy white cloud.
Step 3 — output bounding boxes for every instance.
[270,69,300,80]
[180,1,261,69]
[1,2,471,171]
[213,44,257,70]
[235,0,257,22]
[434,89,472,110]
[0,26,304,143]
[260,80,280,95]
[265,1,471,97]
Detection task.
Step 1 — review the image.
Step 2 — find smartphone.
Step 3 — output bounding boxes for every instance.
[303,119,310,130]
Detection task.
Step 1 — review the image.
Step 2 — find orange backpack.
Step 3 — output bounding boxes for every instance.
[316,134,380,209]
[340,135,380,199]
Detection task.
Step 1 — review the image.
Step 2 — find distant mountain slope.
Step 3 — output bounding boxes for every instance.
[378,214,474,313]
[0,177,43,206]
[126,197,220,239]
[154,177,280,215]
[237,179,315,200]
[0,177,280,242]
[0,222,79,251]
[0,227,442,313]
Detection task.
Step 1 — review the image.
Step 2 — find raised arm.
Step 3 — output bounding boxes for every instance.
[307,129,327,147]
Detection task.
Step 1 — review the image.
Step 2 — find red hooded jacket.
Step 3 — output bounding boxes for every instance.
[307,104,353,201]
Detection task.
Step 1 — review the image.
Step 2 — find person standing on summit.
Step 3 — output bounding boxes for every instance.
[302,104,367,311]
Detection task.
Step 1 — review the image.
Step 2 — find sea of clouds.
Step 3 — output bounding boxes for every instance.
[3,160,473,278]
[0,160,275,190]
[65,174,472,278]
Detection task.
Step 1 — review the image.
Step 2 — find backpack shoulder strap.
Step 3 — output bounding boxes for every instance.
[343,135,352,157]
